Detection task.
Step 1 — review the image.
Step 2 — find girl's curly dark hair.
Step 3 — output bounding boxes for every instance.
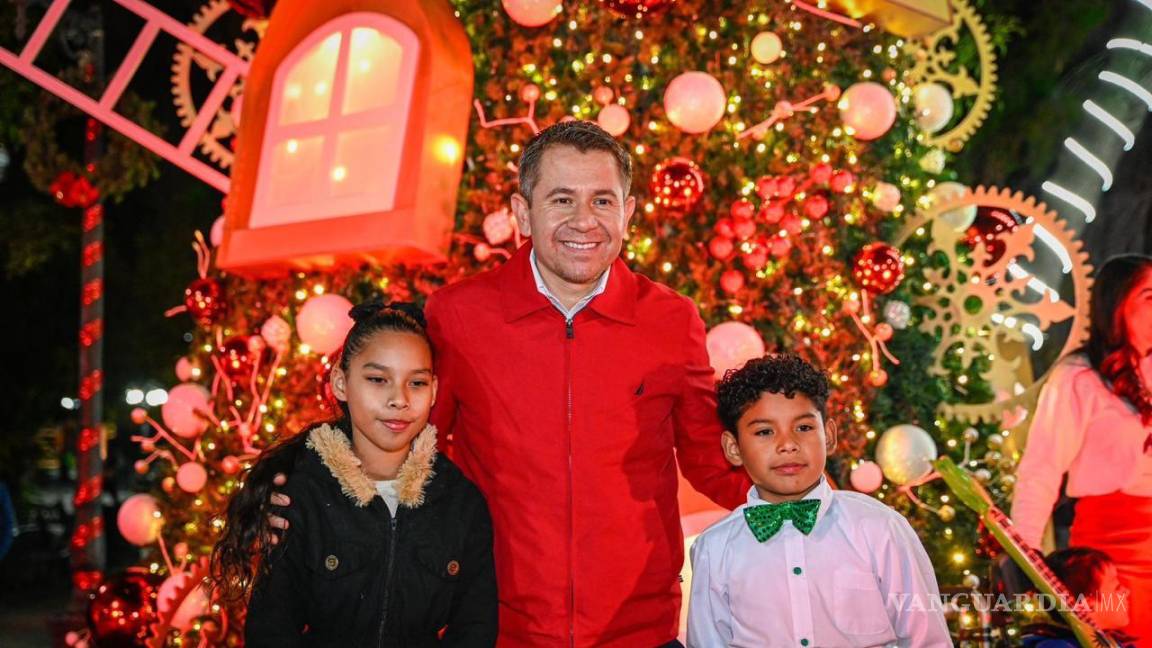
[209,300,430,603]
[1082,255,1152,425]
[716,353,830,433]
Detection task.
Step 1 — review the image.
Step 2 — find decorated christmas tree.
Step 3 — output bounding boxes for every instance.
[19,0,1094,645]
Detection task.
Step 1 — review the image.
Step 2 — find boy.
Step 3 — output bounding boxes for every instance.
[1020,547,1133,647]
[687,354,951,647]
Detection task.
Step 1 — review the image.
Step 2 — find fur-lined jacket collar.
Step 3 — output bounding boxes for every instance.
[305,423,438,509]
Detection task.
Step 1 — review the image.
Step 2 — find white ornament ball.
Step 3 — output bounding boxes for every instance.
[176,462,208,493]
[962,427,980,443]
[883,300,912,330]
[874,424,938,485]
[482,208,515,246]
[664,71,727,134]
[260,315,292,353]
[871,182,902,213]
[501,0,561,27]
[117,493,163,546]
[750,32,783,64]
[987,433,1004,448]
[913,83,954,134]
[963,573,981,590]
[919,148,946,174]
[849,460,884,493]
[928,181,977,231]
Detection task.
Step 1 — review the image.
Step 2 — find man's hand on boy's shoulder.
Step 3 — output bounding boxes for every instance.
[267,472,291,545]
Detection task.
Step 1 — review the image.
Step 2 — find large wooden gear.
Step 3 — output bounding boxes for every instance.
[906,0,997,152]
[170,0,265,169]
[896,186,1093,424]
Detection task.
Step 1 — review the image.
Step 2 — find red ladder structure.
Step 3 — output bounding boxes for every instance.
[0,0,248,193]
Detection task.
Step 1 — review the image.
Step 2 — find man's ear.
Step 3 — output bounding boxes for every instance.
[330,366,348,403]
[824,417,839,453]
[721,430,744,468]
[511,192,533,238]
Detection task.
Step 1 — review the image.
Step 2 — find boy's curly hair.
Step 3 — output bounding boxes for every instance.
[716,353,830,434]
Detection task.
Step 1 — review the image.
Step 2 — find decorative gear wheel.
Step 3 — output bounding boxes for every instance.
[895,186,1093,424]
[170,0,265,169]
[146,557,221,648]
[906,0,997,152]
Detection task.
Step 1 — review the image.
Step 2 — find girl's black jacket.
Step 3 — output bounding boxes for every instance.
[245,423,497,647]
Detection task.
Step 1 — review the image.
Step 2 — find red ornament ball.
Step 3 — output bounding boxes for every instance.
[809,163,833,185]
[741,247,768,271]
[730,199,755,220]
[600,0,676,18]
[720,269,745,294]
[732,216,756,241]
[713,218,735,239]
[867,369,889,387]
[184,277,226,328]
[708,236,734,260]
[87,570,162,647]
[217,335,262,382]
[852,242,905,295]
[651,157,707,212]
[803,195,829,219]
[965,206,1024,266]
[759,201,785,225]
[226,0,273,18]
[830,170,856,193]
[769,236,793,258]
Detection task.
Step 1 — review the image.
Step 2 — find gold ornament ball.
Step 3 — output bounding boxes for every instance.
[750,31,783,64]
[984,450,1002,463]
[974,468,992,483]
[987,432,1004,448]
[1000,474,1016,488]
[962,427,979,443]
[937,504,956,522]
[963,573,981,590]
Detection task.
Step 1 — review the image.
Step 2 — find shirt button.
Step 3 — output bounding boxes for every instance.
[793,566,803,575]
[325,555,339,571]
[800,640,809,647]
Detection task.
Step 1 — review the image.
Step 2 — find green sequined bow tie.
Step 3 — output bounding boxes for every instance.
[743,499,821,542]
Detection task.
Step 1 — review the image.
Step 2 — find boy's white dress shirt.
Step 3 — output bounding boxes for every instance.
[687,477,952,647]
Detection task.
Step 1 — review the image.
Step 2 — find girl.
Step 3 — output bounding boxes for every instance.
[1013,254,1152,645]
[211,301,497,647]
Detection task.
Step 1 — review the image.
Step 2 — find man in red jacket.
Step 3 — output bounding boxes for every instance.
[425,121,749,647]
[272,121,749,647]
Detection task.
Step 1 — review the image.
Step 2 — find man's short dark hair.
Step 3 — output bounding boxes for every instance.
[518,120,632,204]
[716,353,831,433]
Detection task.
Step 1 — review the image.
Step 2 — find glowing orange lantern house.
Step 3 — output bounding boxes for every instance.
[218,0,473,273]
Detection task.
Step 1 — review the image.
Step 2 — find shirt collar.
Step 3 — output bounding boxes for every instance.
[745,476,835,530]
[530,248,611,320]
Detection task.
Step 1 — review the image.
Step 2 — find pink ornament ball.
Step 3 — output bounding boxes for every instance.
[209,216,225,247]
[838,82,897,141]
[176,462,208,493]
[117,494,163,547]
[597,104,631,137]
[664,71,727,134]
[260,315,292,353]
[593,86,615,106]
[849,460,884,493]
[130,408,148,425]
[296,294,354,355]
[502,0,561,27]
[221,455,241,475]
[706,321,766,380]
[161,383,211,439]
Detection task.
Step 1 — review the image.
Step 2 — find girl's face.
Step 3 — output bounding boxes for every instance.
[331,330,437,468]
[1089,563,1130,630]
[1121,271,1152,356]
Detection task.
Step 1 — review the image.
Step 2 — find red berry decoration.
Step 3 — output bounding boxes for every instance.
[600,0,676,18]
[810,163,833,185]
[830,170,855,193]
[650,157,707,212]
[184,277,227,328]
[965,206,1023,266]
[729,199,755,220]
[852,242,905,295]
[709,236,735,260]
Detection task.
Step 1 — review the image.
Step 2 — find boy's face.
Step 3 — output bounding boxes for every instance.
[721,391,836,503]
[1090,563,1130,629]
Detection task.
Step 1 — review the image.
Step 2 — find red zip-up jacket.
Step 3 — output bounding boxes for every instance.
[426,243,750,647]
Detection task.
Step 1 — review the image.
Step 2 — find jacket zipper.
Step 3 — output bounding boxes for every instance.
[565,317,575,648]
[377,515,399,647]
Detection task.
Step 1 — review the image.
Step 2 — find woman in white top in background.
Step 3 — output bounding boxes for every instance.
[1013,254,1152,646]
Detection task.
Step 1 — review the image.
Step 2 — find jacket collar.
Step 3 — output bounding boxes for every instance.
[306,423,438,509]
[499,241,636,325]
